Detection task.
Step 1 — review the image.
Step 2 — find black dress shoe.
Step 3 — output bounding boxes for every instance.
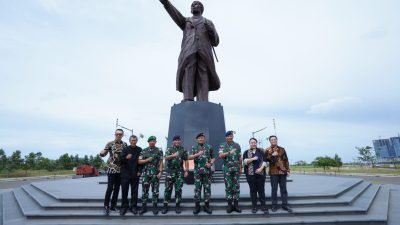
[109,207,117,212]
[103,206,110,216]
[139,205,147,215]
[131,207,138,214]
[262,207,269,215]
[271,206,279,212]
[120,208,127,216]
[282,205,293,213]
[252,207,258,214]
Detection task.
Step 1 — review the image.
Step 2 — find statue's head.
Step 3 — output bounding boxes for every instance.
[191,1,204,15]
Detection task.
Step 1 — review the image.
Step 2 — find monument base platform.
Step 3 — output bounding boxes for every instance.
[167,101,226,170]
[2,174,399,225]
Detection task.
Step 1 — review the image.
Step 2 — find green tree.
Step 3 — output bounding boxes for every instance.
[91,155,104,169]
[38,158,57,171]
[83,155,90,165]
[312,156,336,172]
[58,153,73,170]
[24,152,37,170]
[7,150,23,171]
[0,149,7,171]
[333,154,343,171]
[294,160,308,166]
[356,146,376,167]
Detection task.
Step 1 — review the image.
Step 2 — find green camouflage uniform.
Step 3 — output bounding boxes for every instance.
[139,147,163,204]
[219,141,241,201]
[163,145,188,204]
[192,143,214,203]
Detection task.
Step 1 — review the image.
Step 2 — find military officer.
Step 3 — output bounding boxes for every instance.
[138,136,163,215]
[188,133,215,215]
[162,135,189,214]
[218,131,242,213]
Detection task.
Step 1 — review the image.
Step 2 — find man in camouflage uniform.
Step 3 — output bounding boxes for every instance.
[162,135,189,214]
[265,135,292,213]
[218,131,242,213]
[138,136,163,215]
[188,133,215,214]
[100,129,128,215]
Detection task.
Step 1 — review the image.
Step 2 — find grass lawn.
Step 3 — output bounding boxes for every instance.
[291,165,400,175]
[0,169,74,178]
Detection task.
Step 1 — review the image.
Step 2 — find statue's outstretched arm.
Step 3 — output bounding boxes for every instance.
[160,0,186,30]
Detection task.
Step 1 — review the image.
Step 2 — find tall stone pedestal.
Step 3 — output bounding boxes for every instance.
[167,101,226,171]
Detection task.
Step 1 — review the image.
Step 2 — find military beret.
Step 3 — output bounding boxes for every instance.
[173,135,181,141]
[225,131,234,137]
[196,133,205,139]
[147,136,157,142]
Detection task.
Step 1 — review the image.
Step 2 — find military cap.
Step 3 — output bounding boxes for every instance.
[173,135,181,141]
[196,133,205,139]
[147,136,157,142]
[225,131,234,137]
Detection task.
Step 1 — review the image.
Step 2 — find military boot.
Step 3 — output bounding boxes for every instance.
[234,200,242,213]
[204,202,212,214]
[226,200,233,213]
[161,203,168,214]
[193,202,200,215]
[175,203,182,214]
[153,203,159,215]
[139,204,147,215]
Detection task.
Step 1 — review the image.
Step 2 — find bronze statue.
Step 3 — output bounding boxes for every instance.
[160,0,220,102]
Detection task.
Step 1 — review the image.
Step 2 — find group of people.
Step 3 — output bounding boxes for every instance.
[100,129,292,216]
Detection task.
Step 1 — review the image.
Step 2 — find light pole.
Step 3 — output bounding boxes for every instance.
[252,126,268,138]
[116,118,133,136]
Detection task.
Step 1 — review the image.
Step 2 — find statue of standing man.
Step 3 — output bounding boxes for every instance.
[160,0,220,102]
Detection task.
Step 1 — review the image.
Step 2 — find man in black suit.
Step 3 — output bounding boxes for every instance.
[119,135,142,215]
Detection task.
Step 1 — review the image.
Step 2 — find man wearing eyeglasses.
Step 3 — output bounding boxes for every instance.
[100,129,128,215]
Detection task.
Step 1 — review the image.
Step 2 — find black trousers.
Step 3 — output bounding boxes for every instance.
[270,175,288,207]
[246,174,266,208]
[104,173,121,208]
[121,175,140,209]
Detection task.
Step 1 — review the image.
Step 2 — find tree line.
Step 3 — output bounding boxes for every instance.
[293,146,378,172]
[0,148,104,173]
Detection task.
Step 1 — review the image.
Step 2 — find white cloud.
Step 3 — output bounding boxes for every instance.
[307,97,363,115]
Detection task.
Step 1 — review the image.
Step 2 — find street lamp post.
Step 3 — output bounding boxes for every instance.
[251,126,268,138]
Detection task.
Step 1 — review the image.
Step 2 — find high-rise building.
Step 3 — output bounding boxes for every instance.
[373,139,390,158]
[373,136,400,158]
[390,136,400,156]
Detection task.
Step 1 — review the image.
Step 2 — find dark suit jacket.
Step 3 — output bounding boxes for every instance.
[120,145,142,179]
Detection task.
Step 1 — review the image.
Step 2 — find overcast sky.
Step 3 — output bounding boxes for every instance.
[1,0,399,163]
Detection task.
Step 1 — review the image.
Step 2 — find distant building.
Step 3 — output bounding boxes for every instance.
[391,137,400,156]
[373,136,400,158]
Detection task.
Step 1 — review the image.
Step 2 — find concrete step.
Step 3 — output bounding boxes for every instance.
[0,194,3,225]
[31,178,361,203]
[21,181,372,210]
[12,184,381,219]
[387,186,400,225]
[5,176,392,225]
[2,191,27,225]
